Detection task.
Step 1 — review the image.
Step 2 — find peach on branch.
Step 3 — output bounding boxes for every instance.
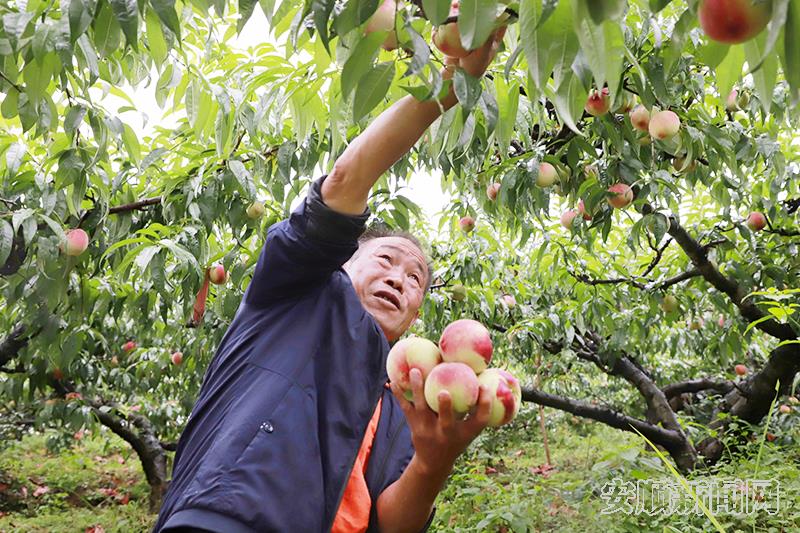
[585,88,610,116]
[726,89,740,111]
[432,2,469,58]
[459,216,475,233]
[365,0,400,50]
[560,209,578,229]
[208,264,227,285]
[699,0,771,44]
[246,201,265,219]
[673,156,697,173]
[746,212,766,231]
[660,294,679,313]
[61,228,89,256]
[734,364,748,376]
[779,404,792,414]
[423,361,480,415]
[788,396,799,405]
[616,92,637,114]
[649,110,681,140]
[386,336,442,400]
[478,368,521,427]
[607,183,633,209]
[171,351,183,365]
[577,200,593,221]
[501,294,516,308]
[629,105,651,132]
[536,162,558,187]
[122,341,137,353]
[486,182,501,201]
[439,318,493,374]
[451,285,467,301]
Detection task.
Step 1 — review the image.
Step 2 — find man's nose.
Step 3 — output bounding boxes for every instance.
[384,272,404,292]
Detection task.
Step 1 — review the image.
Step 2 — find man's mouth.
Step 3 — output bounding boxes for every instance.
[373,291,401,310]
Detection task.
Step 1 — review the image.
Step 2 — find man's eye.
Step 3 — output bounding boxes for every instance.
[379,254,391,262]
[410,274,420,283]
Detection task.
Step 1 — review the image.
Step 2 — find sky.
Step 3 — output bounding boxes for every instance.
[123,7,451,222]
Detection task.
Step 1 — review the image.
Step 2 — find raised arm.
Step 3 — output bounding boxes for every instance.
[322,27,506,216]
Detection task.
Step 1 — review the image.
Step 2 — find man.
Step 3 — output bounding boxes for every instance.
[154,27,505,533]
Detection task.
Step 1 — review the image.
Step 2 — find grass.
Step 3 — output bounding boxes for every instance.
[1,407,798,532]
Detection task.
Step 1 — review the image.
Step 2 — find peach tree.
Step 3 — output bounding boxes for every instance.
[1,0,799,508]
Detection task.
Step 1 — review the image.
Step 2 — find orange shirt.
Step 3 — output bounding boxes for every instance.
[331,395,383,533]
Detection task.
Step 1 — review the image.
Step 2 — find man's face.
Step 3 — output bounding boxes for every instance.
[344,236,428,342]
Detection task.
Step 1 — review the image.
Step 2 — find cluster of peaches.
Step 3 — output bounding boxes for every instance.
[387,319,521,427]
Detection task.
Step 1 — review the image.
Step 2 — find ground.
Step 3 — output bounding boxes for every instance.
[1,406,798,532]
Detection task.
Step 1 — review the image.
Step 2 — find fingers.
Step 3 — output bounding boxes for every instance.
[409,368,427,413]
[469,385,493,431]
[437,390,455,430]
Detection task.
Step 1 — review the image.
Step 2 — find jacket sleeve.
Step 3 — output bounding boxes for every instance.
[244,175,370,306]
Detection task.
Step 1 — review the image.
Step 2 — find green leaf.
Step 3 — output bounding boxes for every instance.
[93,0,122,57]
[453,68,482,111]
[145,7,168,63]
[68,0,93,42]
[259,0,277,24]
[458,0,497,52]
[109,0,139,51]
[353,62,395,123]
[0,219,12,268]
[341,31,384,97]
[151,0,180,41]
[422,0,451,25]
[783,0,800,95]
[229,160,257,198]
[549,71,587,135]
[579,0,625,23]
[312,0,335,52]
[715,44,745,105]
[238,0,258,32]
[64,106,86,136]
[521,0,578,91]
[6,143,25,178]
[744,36,778,114]
[122,124,141,164]
[649,0,673,12]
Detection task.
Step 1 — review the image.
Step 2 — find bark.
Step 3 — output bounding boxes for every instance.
[92,407,169,512]
[0,324,33,367]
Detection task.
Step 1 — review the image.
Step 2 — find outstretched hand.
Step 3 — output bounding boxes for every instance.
[443,26,507,80]
[390,367,492,475]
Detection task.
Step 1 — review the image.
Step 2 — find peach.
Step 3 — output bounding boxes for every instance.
[451,285,467,301]
[779,404,791,414]
[616,92,636,114]
[734,364,748,376]
[726,89,739,111]
[501,294,516,308]
[560,209,578,229]
[673,156,697,173]
[439,318,492,373]
[486,182,501,201]
[629,105,650,132]
[746,212,766,231]
[386,337,442,400]
[171,351,183,365]
[649,110,681,140]
[788,396,799,405]
[536,162,558,187]
[585,87,610,116]
[459,216,475,233]
[607,183,633,209]
[577,199,592,221]
[122,341,137,353]
[661,294,678,313]
[61,228,89,256]
[365,0,400,50]
[478,368,521,427]
[423,362,479,415]
[209,264,227,285]
[246,202,265,219]
[699,0,771,44]
[432,2,469,58]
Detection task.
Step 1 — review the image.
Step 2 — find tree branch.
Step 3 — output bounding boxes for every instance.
[108,197,162,215]
[662,378,734,399]
[640,203,797,341]
[520,386,683,447]
[655,268,701,289]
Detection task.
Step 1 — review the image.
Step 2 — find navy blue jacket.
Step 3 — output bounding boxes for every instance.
[154,177,432,532]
